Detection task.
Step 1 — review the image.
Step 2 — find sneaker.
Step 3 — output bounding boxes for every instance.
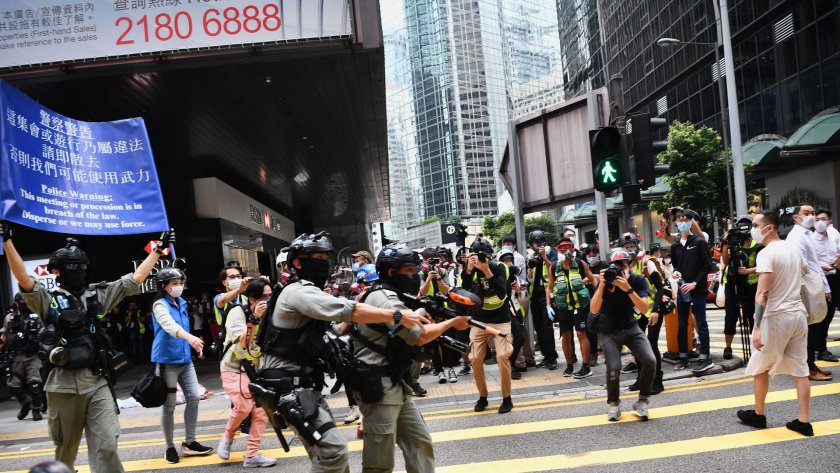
[546,359,559,371]
[511,369,522,380]
[573,365,592,379]
[786,419,814,437]
[818,350,839,362]
[674,359,689,370]
[244,454,278,468]
[448,368,458,383]
[621,361,638,373]
[165,447,180,464]
[723,347,733,360]
[217,436,233,460]
[420,366,433,375]
[736,409,767,429]
[513,365,528,373]
[563,365,575,377]
[344,405,361,424]
[438,371,448,384]
[589,357,598,367]
[458,363,472,375]
[633,398,649,421]
[182,440,213,457]
[16,403,30,421]
[498,397,513,414]
[474,397,488,412]
[525,360,537,368]
[411,382,427,397]
[627,380,639,391]
[691,359,715,373]
[607,402,621,421]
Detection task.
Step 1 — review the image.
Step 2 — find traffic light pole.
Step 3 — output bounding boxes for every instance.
[610,73,636,233]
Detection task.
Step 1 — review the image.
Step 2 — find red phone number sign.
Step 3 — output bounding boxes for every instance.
[0,0,351,69]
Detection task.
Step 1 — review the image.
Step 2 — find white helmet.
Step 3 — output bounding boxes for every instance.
[276,248,289,267]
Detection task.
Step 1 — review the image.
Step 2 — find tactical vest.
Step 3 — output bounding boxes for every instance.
[473,262,510,311]
[355,284,418,384]
[43,290,107,370]
[552,259,591,310]
[6,310,40,356]
[722,240,759,286]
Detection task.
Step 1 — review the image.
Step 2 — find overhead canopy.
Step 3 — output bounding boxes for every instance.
[742,138,784,165]
[779,109,840,160]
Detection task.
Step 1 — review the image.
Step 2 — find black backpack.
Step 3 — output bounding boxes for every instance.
[130,365,174,408]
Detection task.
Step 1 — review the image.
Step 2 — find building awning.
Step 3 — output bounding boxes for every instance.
[779,108,840,160]
[742,138,784,165]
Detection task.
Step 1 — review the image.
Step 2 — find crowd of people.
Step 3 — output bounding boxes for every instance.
[0,201,835,472]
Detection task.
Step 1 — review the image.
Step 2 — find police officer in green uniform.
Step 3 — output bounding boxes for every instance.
[351,243,470,472]
[257,232,429,473]
[4,293,44,421]
[1,222,174,473]
[721,215,762,360]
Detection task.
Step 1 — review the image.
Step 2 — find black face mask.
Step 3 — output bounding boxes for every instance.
[58,269,87,296]
[389,273,421,295]
[295,258,331,288]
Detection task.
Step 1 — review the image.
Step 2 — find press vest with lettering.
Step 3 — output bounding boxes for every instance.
[552,259,590,310]
[633,259,657,318]
[722,240,759,286]
[151,297,192,364]
[473,262,510,311]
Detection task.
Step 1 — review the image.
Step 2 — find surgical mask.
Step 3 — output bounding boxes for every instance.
[389,273,421,295]
[677,222,691,233]
[663,257,671,265]
[58,269,87,295]
[587,256,600,266]
[750,226,766,244]
[502,246,513,253]
[815,220,829,233]
[166,285,184,298]
[568,237,577,246]
[227,277,242,291]
[296,258,332,288]
[800,215,816,229]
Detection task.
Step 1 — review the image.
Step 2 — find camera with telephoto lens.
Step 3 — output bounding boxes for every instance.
[603,264,621,287]
[723,220,751,247]
[475,251,487,263]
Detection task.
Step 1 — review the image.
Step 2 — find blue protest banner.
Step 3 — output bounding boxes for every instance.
[0,79,169,235]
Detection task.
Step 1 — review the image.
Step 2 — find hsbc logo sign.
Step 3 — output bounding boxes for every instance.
[8,258,56,301]
[33,264,49,277]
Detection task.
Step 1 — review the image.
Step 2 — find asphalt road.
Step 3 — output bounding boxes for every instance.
[1,308,839,473]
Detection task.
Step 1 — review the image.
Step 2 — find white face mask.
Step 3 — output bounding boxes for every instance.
[800,215,815,229]
[663,257,671,265]
[815,220,829,233]
[557,253,566,262]
[750,226,766,244]
[166,285,184,298]
[227,278,242,291]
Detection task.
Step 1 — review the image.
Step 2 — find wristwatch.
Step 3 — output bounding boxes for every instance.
[393,310,402,324]
[625,287,634,295]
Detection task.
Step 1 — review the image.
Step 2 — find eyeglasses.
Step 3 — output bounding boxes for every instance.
[63,263,87,271]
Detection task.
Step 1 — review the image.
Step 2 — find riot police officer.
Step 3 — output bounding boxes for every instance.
[1,222,175,473]
[351,243,470,472]
[4,293,44,420]
[257,232,428,472]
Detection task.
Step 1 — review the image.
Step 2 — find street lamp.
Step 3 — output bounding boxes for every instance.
[657,36,736,222]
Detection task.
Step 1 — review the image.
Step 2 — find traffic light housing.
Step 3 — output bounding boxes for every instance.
[632,113,668,189]
[456,223,468,247]
[589,127,622,193]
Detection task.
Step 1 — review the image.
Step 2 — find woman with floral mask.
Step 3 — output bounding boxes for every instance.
[151,268,213,464]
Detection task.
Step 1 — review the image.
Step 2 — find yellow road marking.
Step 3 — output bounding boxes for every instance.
[429,418,840,472]
[4,382,837,472]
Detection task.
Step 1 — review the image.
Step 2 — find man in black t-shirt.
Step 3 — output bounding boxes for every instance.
[590,248,656,422]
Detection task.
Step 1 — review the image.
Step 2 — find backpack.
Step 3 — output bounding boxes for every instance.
[130,365,174,408]
[212,299,248,359]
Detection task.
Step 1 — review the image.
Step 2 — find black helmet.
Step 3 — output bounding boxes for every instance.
[376,244,421,277]
[436,245,453,261]
[287,232,334,261]
[47,238,89,272]
[470,238,494,255]
[617,232,639,246]
[528,230,547,244]
[156,267,186,286]
[608,248,632,265]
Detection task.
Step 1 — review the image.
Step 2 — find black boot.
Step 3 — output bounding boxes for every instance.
[651,372,664,395]
[17,403,31,420]
[31,409,42,421]
[627,376,640,392]
[28,382,44,419]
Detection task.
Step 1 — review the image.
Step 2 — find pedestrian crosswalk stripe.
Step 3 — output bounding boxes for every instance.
[3,382,835,472]
[428,418,840,472]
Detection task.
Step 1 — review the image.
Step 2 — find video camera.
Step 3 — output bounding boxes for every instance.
[723,220,752,246]
[603,264,621,287]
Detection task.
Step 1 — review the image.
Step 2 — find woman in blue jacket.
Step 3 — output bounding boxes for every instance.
[151,268,213,464]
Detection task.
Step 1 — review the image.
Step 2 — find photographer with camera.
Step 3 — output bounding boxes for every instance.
[461,238,516,413]
[721,215,762,360]
[4,293,44,421]
[527,230,559,370]
[257,232,429,472]
[2,223,174,473]
[419,250,461,384]
[590,248,656,421]
[546,238,597,378]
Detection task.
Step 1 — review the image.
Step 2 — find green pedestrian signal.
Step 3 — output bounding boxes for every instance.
[595,156,622,192]
[589,127,622,193]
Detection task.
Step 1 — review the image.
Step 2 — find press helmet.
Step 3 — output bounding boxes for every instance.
[155,267,186,286]
[276,247,289,267]
[607,248,633,265]
[528,230,547,244]
[496,248,514,262]
[469,238,494,255]
[375,243,421,277]
[287,232,334,261]
[47,238,89,273]
[356,264,380,283]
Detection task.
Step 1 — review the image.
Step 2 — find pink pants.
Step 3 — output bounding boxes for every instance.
[220,371,269,457]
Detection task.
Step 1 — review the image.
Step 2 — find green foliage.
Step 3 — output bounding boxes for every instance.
[420,216,441,225]
[482,212,558,246]
[649,121,761,227]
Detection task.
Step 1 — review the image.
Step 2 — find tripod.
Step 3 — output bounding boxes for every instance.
[727,241,752,363]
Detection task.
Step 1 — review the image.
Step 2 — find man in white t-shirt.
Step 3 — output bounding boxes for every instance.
[736,210,813,437]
